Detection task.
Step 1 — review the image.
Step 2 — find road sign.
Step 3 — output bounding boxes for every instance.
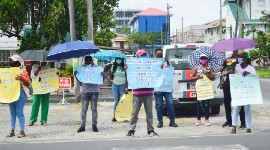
[59,77,71,89]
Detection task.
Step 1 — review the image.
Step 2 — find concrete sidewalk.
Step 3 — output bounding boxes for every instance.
[1,101,270,143]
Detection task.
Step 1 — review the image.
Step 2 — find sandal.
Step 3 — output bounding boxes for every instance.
[28,122,34,126]
[18,131,25,138]
[6,131,15,137]
[41,122,48,126]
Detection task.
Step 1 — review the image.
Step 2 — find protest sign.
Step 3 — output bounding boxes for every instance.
[32,68,59,94]
[115,93,133,121]
[126,58,163,89]
[230,74,263,106]
[195,75,214,100]
[0,67,20,103]
[154,67,174,92]
[75,66,103,84]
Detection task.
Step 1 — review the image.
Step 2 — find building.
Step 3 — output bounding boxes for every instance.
[179,25,211,44]
[129,8,172,44]
[204,19,227,44]
[111,34,129,49]
[225,0,270,39]
[114,9,142,34]
[0,33,20,66]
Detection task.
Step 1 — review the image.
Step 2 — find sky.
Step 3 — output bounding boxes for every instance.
[117,0,226,34]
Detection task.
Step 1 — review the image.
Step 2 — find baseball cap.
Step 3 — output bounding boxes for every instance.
[200,54,208,58]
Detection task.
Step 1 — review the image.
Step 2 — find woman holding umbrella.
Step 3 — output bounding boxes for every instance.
[191,54,215,126]
[109,57,128,122]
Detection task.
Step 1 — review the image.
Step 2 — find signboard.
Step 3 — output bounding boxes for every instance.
[230,74,263,106]
[126,58,163,89]
[32,68,59,94]
[115,93,133,121]
[0,67,20,103]
[59,77,71,89]
[195,75,214,100]
[154,67,174,92]
[75,66,104,84]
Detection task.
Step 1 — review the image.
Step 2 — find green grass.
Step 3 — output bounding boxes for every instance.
[256,68,270,77]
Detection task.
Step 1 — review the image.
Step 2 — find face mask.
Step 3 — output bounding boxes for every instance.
[237,58,243,64]
[200,60,207,65]
[140,55,148,58]
[156,55,163,58]
[116,59,122,64]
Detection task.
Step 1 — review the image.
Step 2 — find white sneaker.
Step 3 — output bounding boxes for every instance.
[205,120,211,126]
[195,120,201,126]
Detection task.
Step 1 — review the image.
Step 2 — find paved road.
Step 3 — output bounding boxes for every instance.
[1,132,270,150]
[259,78,270,101]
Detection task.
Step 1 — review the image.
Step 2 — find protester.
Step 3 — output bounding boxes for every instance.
[75,56,105,133]
[109,57,128,122]
[28,62,51,126]
[5,55,30,138]
[154,48,178,128]
[191,54,215,126]
[218,51,246,128]
[231,52,256,134]
[126,50,159,136]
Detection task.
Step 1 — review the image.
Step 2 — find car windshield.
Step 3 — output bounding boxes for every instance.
[165,48,195,70]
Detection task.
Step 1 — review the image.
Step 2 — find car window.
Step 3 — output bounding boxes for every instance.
[165,48,195,70]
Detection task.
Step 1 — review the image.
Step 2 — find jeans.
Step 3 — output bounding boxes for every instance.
[81,92,99,128]
[112,83,126,113]
[223,84,245,124]
[232,105,252,128]
[129,95,154,132]
[154,92,175,122]
[30,93,50,123]
[196,100,210,120]
[9,89,27,131]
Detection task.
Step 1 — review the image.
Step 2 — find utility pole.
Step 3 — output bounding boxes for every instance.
[175,29,178,44]
[235,0,239,38]
[68,0,81,103]
[219,0,223,40]
[239,0,245,38]
[166,4,172,45]
[182,17,184,43]
[87,0,94,41]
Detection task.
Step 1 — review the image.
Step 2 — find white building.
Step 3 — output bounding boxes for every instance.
[180,25,211,43]
[0,33,19,66]
[204,19,227,44]
[225,0,270,39]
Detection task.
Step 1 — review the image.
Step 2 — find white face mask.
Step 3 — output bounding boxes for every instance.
[237,58,243,64]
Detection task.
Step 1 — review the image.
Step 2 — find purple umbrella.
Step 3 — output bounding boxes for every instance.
[211,38,258,52]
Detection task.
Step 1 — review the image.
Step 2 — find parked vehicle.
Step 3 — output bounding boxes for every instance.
[162,43,224,114]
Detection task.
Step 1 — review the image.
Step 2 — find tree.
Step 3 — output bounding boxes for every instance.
[245,24,259,39]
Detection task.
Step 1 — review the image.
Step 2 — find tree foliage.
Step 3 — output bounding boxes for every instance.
[128,32,163,49]
[0,0,119,53]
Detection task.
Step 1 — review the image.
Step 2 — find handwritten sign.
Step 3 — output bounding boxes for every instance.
[32,68,59,94]
[230,74,263,106]
[154,67,174,92]
[59,77,71,89]
[0,67,20,103]
[75,66,103,84]
[115,93,133,121]
[195,75,214,100]
[126,58,163,89]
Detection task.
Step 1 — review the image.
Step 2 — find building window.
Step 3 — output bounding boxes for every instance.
[0,50,11,62]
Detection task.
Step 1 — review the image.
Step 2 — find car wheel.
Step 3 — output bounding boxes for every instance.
[211,106,220,114]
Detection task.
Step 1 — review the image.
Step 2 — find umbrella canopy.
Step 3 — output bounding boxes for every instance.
[211,38,258,52]
[20,50,49,61]
[46,40,99,61]
[93,50,126,61]
[189,46,226,79]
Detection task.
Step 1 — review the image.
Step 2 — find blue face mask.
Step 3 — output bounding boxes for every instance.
[237,58,243,64]
[140,55,148,58]
[116,59,122,64]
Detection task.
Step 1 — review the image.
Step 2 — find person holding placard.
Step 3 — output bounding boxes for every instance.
[191,54,215,126]
[5,55,30,138]
[28,62,50,126]
[231,52,256,134]
[75,56,105,133]
[126,50,159,137]
[109,57,128,122]
[218,51,246,129]
[154,48,178,128]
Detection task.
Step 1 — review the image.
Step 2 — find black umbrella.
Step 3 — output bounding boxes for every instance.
[20,50,49,61]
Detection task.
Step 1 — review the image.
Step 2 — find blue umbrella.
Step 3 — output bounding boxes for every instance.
[93,50,126,61]
[189,46,226,79]
[46,40,99,61]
